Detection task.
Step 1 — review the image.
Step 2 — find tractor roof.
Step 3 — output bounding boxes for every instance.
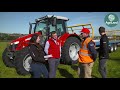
[47,15,69,21]
[36,15,69,22]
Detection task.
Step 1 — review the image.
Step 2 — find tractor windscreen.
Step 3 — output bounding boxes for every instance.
[34,19,56,37]
[30,17,68,39]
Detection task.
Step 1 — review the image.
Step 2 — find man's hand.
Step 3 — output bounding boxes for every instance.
[45,58,48,60]
[44,54,53,59]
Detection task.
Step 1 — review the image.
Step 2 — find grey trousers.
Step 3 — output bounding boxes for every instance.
[48,58,60,78]
[99,59,108,78]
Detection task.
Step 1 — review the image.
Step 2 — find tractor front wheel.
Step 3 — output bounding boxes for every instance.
[2,47,15,67]
[14,47,32,75]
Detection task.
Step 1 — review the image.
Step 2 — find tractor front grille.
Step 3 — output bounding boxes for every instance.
[9,44,18,51]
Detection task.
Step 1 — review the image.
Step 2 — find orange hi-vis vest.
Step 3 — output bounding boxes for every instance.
[79,37,95,63]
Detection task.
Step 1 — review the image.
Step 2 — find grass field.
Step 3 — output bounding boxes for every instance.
[0,42,120,78]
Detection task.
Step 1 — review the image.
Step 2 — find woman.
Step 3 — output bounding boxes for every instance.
[29,34,48,78]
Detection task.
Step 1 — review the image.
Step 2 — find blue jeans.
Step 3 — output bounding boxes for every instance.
[48,58,60,78]
[30,63,48,78]
[98,59,108,78]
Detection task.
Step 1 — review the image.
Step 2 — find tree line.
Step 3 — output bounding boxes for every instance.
[0,33,27,41]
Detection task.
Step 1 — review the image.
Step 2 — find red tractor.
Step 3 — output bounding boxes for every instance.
[2,15,81,75]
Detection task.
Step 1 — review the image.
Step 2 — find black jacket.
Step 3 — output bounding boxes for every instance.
[99,34,109,59]
[29,44,46,64]
[88,41,97,61]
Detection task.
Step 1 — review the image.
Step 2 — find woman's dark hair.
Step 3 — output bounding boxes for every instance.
[29,34,44,52]
[30,34,39,44]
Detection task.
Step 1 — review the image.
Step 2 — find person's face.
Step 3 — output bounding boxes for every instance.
[52,33,57,40]
[81,32,87,38]
[99,31,105,35]
[36,36,40,43]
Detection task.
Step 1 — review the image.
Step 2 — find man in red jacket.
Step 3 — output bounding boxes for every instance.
[44,31,61,78]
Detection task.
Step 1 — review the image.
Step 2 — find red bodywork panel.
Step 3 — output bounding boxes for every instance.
[10,32,41,51]
[10,32,79,51]
[59,33,80,47]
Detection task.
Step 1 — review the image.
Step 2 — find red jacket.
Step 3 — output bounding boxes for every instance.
[48,38,60,59]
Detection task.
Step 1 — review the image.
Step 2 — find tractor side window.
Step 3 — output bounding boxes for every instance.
[57,20,64,36]
[57,23,62,36]
[68,28,73,34]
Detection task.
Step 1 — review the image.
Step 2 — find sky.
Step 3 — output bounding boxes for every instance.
[0,12,120,36]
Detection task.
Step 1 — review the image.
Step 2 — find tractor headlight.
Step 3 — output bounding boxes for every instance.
[14,41,19,44]
[10,41,19,45]
[10,41,19,51]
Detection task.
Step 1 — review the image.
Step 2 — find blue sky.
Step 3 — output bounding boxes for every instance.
[0,12,120,36]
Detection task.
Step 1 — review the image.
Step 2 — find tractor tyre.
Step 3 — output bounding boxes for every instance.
[2,47,15,67]
[113,44,117,52]
[61,37,81,65]
[109,45,114,53]
[14,47,32,75]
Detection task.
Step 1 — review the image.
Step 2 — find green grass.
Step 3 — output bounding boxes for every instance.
[92,47,120,78]
[0,42,120,78]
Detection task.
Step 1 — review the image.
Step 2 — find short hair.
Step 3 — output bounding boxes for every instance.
[51,31,56,36]
[99,26,105,33]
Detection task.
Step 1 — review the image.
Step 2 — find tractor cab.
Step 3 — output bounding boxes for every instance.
[29,15,69,45]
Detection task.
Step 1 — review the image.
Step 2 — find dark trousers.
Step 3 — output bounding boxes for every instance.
[30,63,48,78]
[48,58,60,78]
[98,59,108,78]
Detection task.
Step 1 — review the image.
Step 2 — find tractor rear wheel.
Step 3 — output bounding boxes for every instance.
[61,37,81,65]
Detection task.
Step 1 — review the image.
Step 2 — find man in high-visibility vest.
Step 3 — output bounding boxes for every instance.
[78,28,97,78]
